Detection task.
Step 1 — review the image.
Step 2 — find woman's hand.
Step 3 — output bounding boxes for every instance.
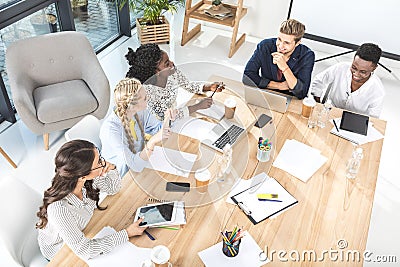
[126,217,147,237]
[188,97,213,113]
[100,161,116,176]
[204,82,225,92]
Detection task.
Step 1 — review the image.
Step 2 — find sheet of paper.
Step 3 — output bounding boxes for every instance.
[330,118,384,145]
[171,116,216,141]
[198,231,269,267]
[86,227,151,267]
[272,139,327,182]
[196,103,225,121]
[226,173,267,205]
[146,146,197,178]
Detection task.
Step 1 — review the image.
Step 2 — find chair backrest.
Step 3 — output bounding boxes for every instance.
[64,114,102,149]
[5,31,98,89]
[0,176,46,266]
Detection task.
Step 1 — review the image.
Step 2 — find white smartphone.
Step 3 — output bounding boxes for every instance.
[134,201,177,227]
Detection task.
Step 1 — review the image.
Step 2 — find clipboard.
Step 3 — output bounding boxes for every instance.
[231,173,298,225]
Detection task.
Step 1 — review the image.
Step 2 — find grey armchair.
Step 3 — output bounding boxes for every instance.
[6,31,110,150]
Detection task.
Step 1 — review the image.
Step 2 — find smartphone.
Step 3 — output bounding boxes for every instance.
[254,114,272,128]
[166,182,190,192]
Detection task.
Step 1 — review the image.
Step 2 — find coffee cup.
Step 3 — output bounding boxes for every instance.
[151,245,172,267]
[224,98,237,119]
[301,96,316,118]
[195,169,211,193]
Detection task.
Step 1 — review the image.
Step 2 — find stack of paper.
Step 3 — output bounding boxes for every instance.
[330,118,384,145]
[86,227,151,267]
[146,146,197,178]
[198,231,269,266]
[272,139,327,182]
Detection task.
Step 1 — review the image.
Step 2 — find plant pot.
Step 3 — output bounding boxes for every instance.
[212,4,221,11]
[136,16,170,45]
[30,14,57,35]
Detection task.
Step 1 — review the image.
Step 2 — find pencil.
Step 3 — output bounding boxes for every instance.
[154,226,180,230]
[333,119,339,132]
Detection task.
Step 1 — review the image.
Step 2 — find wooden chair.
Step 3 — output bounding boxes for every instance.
[0,146,17,168]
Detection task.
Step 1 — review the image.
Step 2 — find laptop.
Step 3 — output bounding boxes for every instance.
[244,86,290,113]
[201,118,254,152]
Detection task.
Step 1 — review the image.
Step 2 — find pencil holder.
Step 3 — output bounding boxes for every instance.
[257,146,271,162]
[222,232,241,257]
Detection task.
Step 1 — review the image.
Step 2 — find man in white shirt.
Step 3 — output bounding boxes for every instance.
[310,43,385,118]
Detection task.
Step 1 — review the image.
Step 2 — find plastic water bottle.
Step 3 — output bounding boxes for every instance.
[217,144,232,182]
[317,99,332,128]
[346,146,363,179]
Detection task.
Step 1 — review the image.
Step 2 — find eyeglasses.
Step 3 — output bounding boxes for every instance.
[90,155,106,171]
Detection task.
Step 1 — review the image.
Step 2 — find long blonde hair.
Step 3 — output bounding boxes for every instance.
[114,78,145,154]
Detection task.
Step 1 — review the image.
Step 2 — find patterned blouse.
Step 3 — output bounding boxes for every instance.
[144,68,205,121]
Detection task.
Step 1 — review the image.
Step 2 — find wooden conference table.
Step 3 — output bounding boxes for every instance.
[48,78,386,267]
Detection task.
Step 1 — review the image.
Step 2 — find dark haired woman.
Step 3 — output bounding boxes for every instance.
[36,140,146,260]
[125,43,225,121]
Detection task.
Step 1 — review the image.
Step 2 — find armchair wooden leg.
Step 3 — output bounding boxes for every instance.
[43,133,49,151]
[0,147,17,168]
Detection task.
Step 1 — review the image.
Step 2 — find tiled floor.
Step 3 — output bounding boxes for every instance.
[1,8,399,266]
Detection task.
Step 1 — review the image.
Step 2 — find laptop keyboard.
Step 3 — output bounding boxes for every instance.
[212,124,245,150]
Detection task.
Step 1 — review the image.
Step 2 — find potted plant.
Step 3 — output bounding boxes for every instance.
[30,9,57,35]
[212,0,222,11]
[119,0,185,44]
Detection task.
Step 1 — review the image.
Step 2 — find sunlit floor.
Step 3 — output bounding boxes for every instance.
[1,8,399,266]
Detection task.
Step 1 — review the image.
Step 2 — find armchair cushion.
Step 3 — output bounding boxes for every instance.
[33,79,98,124]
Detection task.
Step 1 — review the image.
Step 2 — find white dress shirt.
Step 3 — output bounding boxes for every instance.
[310,62,385,117]
[37,169,127,260]
[99,109,162,176]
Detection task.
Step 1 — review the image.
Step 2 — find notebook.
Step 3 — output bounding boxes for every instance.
[231,173,298,224]
[339,111,369,136]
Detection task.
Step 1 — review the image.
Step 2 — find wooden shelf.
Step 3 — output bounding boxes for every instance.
[181,0,247,58]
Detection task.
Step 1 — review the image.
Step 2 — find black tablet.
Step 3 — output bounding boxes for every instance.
[339,111,369,136]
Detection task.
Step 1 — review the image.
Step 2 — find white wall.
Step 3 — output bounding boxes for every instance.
[198,0,291,39]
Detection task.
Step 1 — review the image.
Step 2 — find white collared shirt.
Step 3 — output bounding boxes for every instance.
[310,62,385,117]
[37,169,127,260]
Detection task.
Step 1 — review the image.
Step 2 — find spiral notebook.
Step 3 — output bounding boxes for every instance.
[231,173,298,224]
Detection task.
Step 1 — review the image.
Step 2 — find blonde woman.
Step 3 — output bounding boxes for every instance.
[100,78,174,176]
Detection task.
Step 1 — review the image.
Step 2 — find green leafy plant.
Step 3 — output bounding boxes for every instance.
[119,0,185,25]
[212,0,222,6]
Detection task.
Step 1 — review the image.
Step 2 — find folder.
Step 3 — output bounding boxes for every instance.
[231,173,298,224]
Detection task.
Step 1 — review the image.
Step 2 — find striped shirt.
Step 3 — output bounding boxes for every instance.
[37,169,128,260]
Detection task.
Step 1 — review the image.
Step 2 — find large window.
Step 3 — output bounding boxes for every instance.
[0,0,139,123]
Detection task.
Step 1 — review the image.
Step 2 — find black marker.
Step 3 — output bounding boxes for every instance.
[333,119,339,132]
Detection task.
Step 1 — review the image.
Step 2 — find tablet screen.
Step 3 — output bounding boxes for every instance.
[136,202,175,226]
[339,111,369,136]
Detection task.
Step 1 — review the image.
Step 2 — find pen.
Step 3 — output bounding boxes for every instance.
[144,229,156,240]
[210,87,218,98]
[333,119,339,132]
[258,198,283,202]
[154,226,180,230]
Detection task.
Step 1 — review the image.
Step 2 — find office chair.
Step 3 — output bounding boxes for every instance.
[0,176,48,267]
[5,31,110,151]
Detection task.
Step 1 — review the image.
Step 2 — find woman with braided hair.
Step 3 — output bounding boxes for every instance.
[100,78,174,176]
[36,140,147,260]
[125,43,225,121]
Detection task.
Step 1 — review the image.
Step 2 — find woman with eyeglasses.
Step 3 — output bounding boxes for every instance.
[125,43,225,121]
[36,139,147,260]
[100,78,175,177]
